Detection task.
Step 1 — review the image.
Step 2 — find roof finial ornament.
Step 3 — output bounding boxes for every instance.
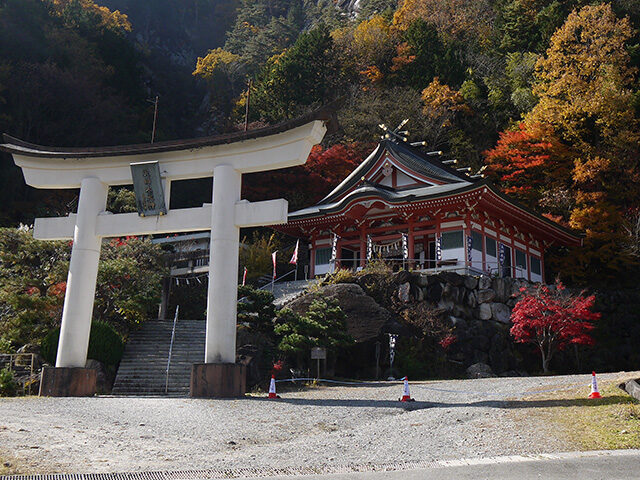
[378,119,440,151]
[378,119,410,143]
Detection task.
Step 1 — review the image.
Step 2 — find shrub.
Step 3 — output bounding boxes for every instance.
[326,268,356,285]
[41,321,124,366]
[0,367,17,396]
[0,337,14,354]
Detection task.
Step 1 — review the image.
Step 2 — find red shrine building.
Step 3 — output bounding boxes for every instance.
[277,139,582,283]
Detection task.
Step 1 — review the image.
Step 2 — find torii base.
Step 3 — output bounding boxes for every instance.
[190,363,246,398]
[39,367,96,397]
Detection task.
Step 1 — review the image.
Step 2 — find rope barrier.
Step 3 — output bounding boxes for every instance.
[275,377,588,399]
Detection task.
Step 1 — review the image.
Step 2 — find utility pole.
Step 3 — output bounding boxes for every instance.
[244,80,252,132]
[150,95,159,144]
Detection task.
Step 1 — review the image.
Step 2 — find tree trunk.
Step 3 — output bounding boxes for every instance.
[542,355,550,374]
[540,344,549,374]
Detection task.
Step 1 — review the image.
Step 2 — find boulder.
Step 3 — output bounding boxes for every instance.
[455,286,466,304]
[416,274,429,287]
[415,287,424,302]
[619,379,640,402]
[427,275,442,285]
[440,271,464,286]
[397,282,411,303]
[466,362,496,378]
[450,316,468,329]
[511,279,529,296]
[452,304,471,318]
[437,299,454,312]
[237,344,264,389]
[476,289,496,304]
[478,276,492,290]
[285,283,393,343]
[491,303,512,324]
[464,276,479,290]
[477,303,492,320]
[466,290,477,308]
[442,283,455,299]
[425,282,443,302]
[491,277,513,303]
[394,270,413,285]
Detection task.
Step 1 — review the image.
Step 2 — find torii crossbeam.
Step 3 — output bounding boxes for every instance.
[1,109,331,397]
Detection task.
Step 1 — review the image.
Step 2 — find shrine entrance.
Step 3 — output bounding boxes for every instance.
[1,109,332,397]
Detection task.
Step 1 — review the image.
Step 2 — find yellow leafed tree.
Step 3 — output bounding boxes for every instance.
[525,4,640,284]
[49,0,131,33]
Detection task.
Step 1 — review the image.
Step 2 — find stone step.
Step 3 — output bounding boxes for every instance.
[113,319,206,396]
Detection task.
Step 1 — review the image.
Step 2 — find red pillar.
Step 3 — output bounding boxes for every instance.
[310,235,316,277]
[359,229,366,268]
[407,221,415,269]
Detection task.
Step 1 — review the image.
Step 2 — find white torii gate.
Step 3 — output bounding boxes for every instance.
[1,113,329,396]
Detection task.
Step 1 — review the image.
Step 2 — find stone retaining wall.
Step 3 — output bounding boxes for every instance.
[397,271,531,375]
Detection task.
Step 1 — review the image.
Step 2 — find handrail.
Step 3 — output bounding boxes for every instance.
[0,353,36,395]
[258,268,297,291]
[324,258,531,278]
[164,305,179,394]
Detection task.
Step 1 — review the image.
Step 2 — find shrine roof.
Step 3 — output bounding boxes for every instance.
[0,105,337,159]
[286,179,583,245]
[318,139,473,205]
[290,181,475,219]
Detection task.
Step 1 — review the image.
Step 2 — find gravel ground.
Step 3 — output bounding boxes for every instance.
[0,371,636,475]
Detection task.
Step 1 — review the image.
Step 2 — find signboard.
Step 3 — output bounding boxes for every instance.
[310,347,326,360]
[130,161,167,217]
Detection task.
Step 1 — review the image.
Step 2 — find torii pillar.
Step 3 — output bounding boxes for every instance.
[1,112,329,397]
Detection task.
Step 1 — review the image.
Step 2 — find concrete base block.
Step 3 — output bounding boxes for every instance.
[39,367,97,397]
[190,363,246,398]
[619,378,640,401]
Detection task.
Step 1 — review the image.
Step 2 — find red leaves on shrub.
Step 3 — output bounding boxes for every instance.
[510,281,600,373]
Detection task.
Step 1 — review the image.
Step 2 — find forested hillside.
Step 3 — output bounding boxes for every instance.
[0,0,639,285]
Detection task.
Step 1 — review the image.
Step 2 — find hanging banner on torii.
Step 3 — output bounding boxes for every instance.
[1,108,333,398]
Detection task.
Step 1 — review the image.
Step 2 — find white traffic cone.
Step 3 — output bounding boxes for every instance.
[400,377,414,402]
[588,371,601,399]
[268,375,280,399]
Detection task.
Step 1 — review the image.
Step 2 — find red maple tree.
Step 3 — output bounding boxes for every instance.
[510,281,600,373]
[483,123,572,211]
[242,142,371,210]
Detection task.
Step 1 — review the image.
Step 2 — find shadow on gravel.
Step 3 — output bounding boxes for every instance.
[247,395,632,410]
[501,395,633,409]
[248,397,438,410]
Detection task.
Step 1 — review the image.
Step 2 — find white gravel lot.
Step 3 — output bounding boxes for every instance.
[0,371,636,475]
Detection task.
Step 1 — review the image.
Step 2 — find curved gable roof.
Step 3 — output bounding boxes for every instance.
[318,140,473,205]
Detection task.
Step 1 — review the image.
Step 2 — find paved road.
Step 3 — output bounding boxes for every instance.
[241,450,640,480]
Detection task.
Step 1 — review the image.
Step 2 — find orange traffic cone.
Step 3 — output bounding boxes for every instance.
[267,375,280,399]
[588,371,601,399]
[399,377,415,402]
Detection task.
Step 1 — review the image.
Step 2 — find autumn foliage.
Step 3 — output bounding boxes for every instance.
[243,142,371,210]
[510,282,600,373]
[483,123,571,210]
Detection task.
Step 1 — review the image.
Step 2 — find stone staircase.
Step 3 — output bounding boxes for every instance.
[271,279,317,307]
[112,319,205,396]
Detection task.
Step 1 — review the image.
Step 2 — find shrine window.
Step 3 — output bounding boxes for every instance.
[441,230,463,250]
[530,256,541,275]
[515,249,527,269]
[486,237,497,257]
[315,247,332,265]
[471,231,483,251]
